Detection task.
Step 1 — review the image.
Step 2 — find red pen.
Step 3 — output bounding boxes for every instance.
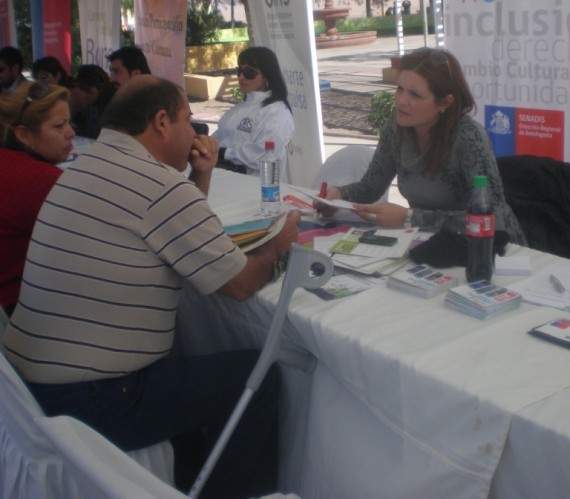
[319,181,328,198]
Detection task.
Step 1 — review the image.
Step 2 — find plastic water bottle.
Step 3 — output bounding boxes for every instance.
[260,141,281,216]
[466,175,495,282]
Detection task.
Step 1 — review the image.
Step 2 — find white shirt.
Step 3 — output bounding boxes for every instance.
[213,91,294,179]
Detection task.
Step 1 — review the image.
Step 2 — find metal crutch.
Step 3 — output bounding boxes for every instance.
[188,243,334,499]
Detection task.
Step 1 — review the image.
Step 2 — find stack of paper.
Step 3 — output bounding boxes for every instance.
[445,280,522,320]
[223,214,286,253]
[326,227,419,276]
[388,265,458,298]
[509,262,570,311]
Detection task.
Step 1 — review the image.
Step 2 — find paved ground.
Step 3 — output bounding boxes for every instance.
[190,34,436,138]
[320,90,376,136]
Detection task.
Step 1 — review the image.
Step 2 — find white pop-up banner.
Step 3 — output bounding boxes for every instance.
[134,0,187,88]
[445,0,569,161]
[248,0,325,187]
[78,0,121,71]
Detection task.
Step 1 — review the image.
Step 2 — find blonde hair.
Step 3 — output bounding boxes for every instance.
[0,81,70,147]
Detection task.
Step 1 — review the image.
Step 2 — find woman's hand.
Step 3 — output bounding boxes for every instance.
[313,186,342,217]
[353,202,408,227]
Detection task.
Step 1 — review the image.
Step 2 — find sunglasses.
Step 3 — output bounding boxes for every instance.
[425,49,452,79]
[236,66,260,80]
[13,81,52,126]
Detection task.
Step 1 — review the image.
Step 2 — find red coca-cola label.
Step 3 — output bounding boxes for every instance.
[466,213,495,237]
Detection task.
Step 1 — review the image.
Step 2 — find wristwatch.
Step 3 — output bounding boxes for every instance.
[271,251,290,282]
[403,208,413,229]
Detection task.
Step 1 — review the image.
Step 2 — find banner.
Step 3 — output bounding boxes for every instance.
[0,0,16,47]
[79,0,122,71]
[248,0,324,187]
[445,0,569,161]
[42,0,71,73]
[134,0,187,88]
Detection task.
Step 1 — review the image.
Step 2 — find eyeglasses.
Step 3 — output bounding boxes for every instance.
[236,66,260,80]
[13,82,52,126]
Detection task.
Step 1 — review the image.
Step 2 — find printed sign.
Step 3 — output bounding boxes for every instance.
[446,0,568,161]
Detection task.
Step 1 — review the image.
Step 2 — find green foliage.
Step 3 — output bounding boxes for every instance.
[186,3,225,46]
[229,86,245,103]
[315,13,434,37]
[368,90,395,135]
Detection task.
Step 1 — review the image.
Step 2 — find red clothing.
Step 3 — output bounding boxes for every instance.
[0,149,62,309]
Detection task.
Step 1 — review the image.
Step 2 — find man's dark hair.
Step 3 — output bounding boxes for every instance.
[101,77,182,135]
[32,55,68,83]
[107,46,151,75]
[0,46,23,70]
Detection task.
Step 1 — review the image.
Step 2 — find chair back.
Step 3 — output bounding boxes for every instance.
[0,311,175,497]
[0,335,80,498]
[312,145,389,203]
[35,416,185,499]
[497,155,570,258]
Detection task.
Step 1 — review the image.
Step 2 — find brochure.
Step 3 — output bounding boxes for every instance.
[444,280,522,320]
[528,317,570,348]
[388,265,458,298]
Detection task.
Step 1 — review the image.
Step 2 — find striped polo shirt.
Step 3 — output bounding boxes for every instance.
[4,129,246,384]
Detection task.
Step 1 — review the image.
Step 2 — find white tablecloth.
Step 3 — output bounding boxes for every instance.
[178,170,570,499]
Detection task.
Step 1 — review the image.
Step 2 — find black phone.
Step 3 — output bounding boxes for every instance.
[358,234,398,246]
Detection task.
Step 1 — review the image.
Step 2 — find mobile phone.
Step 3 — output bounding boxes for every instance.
[358,234,398,246]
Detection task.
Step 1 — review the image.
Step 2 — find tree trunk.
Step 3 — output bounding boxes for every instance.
[366,0,372,17]
[241,0,254,45]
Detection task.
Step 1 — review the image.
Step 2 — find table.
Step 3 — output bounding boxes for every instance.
[177,170,570,499]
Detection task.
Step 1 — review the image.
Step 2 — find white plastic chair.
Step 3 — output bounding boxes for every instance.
[0,308,175,498]
[35,415,186,499]
[311,145,389,203]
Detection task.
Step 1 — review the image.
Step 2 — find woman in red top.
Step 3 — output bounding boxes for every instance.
[0,81,75,315]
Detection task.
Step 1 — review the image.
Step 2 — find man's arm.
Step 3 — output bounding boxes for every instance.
[218,212,301,300]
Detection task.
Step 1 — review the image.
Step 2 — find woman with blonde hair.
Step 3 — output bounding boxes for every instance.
[0,81,75,315]
[321,47,526,246]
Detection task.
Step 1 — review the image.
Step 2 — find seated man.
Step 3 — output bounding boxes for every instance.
[107,45,208,135]
[3,75,299,499]
[107,46,151,87]
[0,46,27,93]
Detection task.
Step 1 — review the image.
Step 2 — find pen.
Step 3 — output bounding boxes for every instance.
[319,181,328,198]
[550,274,566,293]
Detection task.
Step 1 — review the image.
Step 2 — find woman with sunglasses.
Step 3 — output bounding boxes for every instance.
[320,47,527,246]
[0,81,75,316]
[213,46,294,177]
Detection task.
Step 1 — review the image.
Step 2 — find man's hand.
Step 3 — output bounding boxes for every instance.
[260,211,300,257]
[189,135,218,173]
[218,211,301,300]
[189,135,218,194]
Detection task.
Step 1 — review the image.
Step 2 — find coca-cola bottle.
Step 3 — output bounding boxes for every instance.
[466,175,495,282]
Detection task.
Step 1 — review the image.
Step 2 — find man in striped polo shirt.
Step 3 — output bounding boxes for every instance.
[3,75,299,499]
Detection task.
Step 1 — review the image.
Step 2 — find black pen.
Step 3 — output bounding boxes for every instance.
[550,274,566,293]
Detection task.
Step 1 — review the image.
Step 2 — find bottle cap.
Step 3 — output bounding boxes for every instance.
[473,175,488,187]
[264,141,275,150]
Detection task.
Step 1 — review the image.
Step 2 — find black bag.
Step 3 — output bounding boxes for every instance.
[409,218,509,268]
